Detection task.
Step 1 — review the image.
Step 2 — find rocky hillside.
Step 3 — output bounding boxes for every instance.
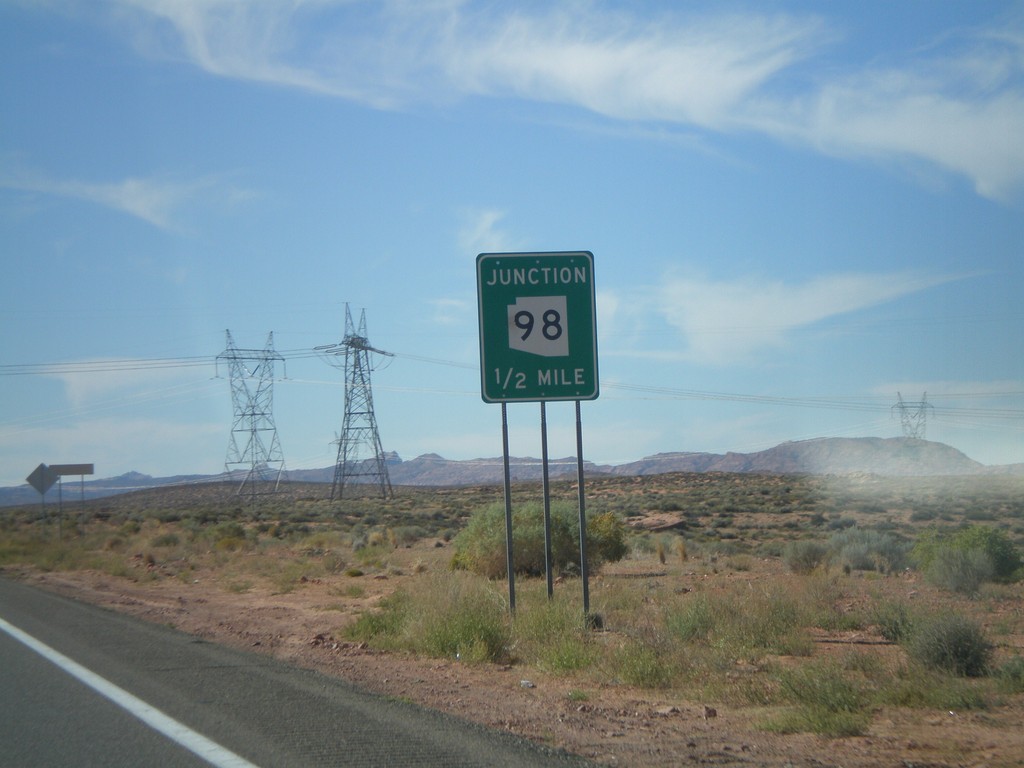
[611,437,987,477]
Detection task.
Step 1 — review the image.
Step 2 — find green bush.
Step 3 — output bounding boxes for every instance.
[951,526,1022,581]
[346,591,410,644]
[783,540,829,574]
[344,575,511,664]
[829,528,909,573]
[451,502,626,578]
[664,587,810,657]
[876,666,989,711]
[421,594,509,663]
[514,601,596,672]
[912,525,1021,584]
[614,641,677,689]
[906,614,992,677]
[665,593,714,642]
[872,599,914,643]
[765,661,870,737]
[995,656,1024,694]
[925,546,994,595]
[588,511,629,564]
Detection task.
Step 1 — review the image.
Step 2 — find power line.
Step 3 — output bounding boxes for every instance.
[2,351,1022,425]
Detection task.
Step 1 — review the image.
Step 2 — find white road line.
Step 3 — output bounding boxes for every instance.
[0,615,260,768]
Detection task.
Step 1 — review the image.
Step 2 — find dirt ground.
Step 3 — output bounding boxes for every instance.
[13,536,1024,768]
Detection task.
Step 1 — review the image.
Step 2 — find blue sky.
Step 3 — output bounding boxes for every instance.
[2,1,1022,487]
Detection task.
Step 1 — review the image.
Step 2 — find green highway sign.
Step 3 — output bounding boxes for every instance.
[477,251,598,403]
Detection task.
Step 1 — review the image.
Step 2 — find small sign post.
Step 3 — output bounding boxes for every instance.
[26,463,94,540]
[26,463,59,537]
[477,251,598,618]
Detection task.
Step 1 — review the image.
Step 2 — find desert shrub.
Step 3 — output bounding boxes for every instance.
[214,536,246,552]
[629,532,656,555]
[880,667,989,710]
[514,600,596,672]
[829,528,909,573]
[451,502,626,578]
[344,575,511,664]
[912,525,1022,584]
[346,591,410,644]
[207,520,245,542]
[150,532,180,548]
[764,660,870,737]
[906,614,992,677]
[665,592,714,642]
[614,641,678,689]
[588,512,629,563]
[783,540,829,574]
[995,656,1024,694]
[951,526,1022,581]
[322,552,346,573]
[801,574,864,632]
[925,546,995,595]
[665,586,810,657]
[420,595,509,663]
[872,599,914,643]
[734,589,811,655]
[349,525,368,551]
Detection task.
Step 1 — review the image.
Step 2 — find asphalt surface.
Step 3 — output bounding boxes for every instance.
[0,576,593,767]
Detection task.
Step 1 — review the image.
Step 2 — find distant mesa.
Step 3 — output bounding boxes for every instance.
[2,437,1020,507]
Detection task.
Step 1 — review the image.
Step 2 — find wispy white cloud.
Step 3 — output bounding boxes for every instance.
[101,2,1024,201]
[458,207,517,255]
[52,367,216,411]
[748,31,1024,200]
[0,167,248,229]
[113,0,440,107]
[428,297,471,326]
[655,271,965,365]
[443,9,826,127]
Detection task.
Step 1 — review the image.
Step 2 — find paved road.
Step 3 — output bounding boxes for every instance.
[0,577,591,767]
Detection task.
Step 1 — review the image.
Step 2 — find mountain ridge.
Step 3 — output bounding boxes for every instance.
[3,436,1021,507]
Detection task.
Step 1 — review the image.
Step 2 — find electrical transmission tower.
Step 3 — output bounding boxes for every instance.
[217,330,287,500]
[892,391,933,439]
[317,305,394,500]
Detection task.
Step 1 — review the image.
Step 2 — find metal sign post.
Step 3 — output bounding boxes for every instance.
[50,465,94,539]
[540,402,553,600]
[26,463,58,528]
[477,251,598,618]
[576,400,591,616]
[500,403,516,614]
[27,464,94,540]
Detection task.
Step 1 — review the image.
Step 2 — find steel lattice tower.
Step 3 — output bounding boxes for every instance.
[318,305,393,500]
[217,330,287,500]
[893,391,933,439]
